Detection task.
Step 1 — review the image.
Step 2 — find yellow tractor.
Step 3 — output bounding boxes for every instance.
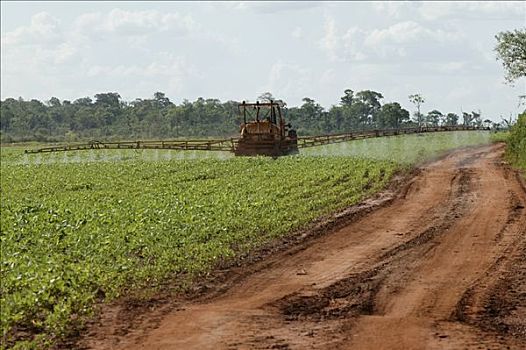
[235,100,298,156]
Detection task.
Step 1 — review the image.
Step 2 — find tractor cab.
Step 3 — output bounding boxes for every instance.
[235,100,298,156]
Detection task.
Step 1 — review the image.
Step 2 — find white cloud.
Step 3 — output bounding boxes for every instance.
[71,9,240,56]
[264,61,312,101]
[1,8,204,75]
[86,55,187,78]
[341,28,369,61]
[292,27,303,39]
[1,12,81,74]
[372,2,416,20]
[418,1,526,21]
[73,9,197,38]
[432,61,468,74]
[224,1,322,14]
[320,68,336,85]
[319,16,341,62]
[2,12,62,47]
[372,1,526,22]
[1,9,204,100]
[365,21,457,46]
[362,21,461,60]
[86,53,199,93]
[321,17,466,63]
[1,8,198,72]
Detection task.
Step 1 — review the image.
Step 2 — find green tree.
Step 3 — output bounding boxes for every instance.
[73,97,93,106]
[445,113,459,126]
[153,92,172,108]
[327,106,344,131]
[426,110,443,127]
[340,89,354,106]
[409,94,425,127]
[299,97,324,133]
[472,111,482,127]
[0,98,16,134]
[94,93,121,109]
[258,92,275,102]
[47,97,61,107]
[483,119,493,128]
[495,28,526,83]
[462,111,482,126]
[378,102,410,128]
[341,102,366,130]
[355,90,384,127]
[462,112,473,126]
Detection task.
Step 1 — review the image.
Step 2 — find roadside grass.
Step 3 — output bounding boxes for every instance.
[489,131,510,143]
[505,113,526,172]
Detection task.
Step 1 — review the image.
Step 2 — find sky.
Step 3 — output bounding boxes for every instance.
[1,1,525,121]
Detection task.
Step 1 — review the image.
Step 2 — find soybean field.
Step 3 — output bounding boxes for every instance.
[0,130,511,349]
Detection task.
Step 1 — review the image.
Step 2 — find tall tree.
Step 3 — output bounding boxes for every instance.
[355,90,383,127]
[471,111,482,127]
[338,89,357,130]
[408,94,425,127]
[445,113,459,126]
[462,111,482,126]
[153,92,172,108]
[378,102,410,128]
[495,28,526,83]
[47,97,61,107]
[257,92,287,107]
[94,93,121,109]
[426,110,443,127]
[299,97,324,133]
[258,92,275,102]
[340,89,354,106]
[73,97,93,106]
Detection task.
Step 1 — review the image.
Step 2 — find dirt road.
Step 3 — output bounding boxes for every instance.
[81,144,526,350]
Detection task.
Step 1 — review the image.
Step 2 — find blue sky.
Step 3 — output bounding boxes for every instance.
[1,1,525,121]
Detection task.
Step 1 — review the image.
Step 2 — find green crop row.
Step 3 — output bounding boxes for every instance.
[1,155,396,348]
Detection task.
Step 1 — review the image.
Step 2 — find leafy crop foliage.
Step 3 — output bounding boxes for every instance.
[0,131,493,348]
[1,154,395,347]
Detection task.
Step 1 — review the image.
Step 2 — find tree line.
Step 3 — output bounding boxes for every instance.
[0,90,491,143]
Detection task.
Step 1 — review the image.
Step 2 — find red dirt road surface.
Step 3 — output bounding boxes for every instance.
[80,144,526,350]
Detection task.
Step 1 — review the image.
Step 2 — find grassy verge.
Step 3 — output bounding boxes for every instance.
[490,131,510,143]
[505,112,526,172]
